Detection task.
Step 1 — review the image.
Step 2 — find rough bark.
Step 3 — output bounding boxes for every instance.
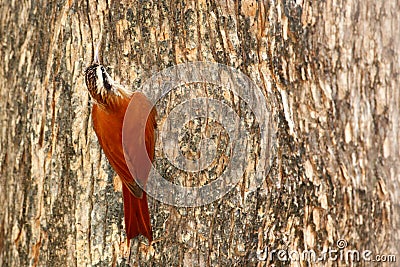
[0,0,399,266]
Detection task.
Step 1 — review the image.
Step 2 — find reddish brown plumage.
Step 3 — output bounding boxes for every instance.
[91,92,156,242]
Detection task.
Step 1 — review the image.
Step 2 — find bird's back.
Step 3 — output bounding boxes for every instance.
[91,93,155,242]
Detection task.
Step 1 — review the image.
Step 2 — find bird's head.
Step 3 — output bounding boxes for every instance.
[84,63,132,108]
[84,36,131,107]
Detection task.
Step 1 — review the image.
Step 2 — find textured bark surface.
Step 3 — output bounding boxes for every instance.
[0,0,399,266]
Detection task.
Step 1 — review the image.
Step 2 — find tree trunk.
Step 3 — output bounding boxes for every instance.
[1,0,398,266]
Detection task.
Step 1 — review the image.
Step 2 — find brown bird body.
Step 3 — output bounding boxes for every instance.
[85,63,155,242]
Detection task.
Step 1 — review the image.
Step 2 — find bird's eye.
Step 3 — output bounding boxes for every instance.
[100,66,112,91]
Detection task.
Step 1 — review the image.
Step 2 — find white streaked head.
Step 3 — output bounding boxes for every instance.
[85,64,132,106]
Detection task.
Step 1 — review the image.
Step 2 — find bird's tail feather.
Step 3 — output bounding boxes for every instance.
[122,184,152,243]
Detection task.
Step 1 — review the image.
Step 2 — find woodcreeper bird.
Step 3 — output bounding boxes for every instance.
[84,47,155,243]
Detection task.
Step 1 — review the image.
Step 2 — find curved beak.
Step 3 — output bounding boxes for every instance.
[93,30,102,64]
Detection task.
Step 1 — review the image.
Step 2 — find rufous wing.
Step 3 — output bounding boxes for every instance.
[122,92,157,195]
